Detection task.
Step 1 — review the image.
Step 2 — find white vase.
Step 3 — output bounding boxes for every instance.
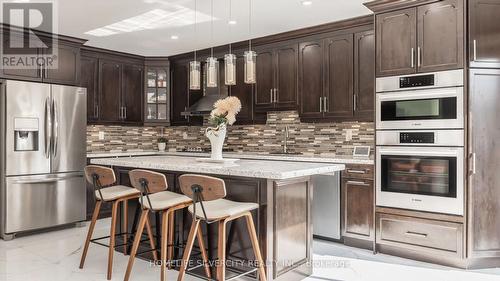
[205,124,227,160]
[158,142,166,152]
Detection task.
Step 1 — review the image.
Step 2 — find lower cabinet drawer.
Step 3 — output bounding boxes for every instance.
[376,213,463,256]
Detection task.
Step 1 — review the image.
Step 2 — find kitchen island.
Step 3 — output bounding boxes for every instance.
[90,155,345,281]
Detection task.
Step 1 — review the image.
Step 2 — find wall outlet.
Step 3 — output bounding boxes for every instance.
[345,129,353,141]
[98,131,105,140]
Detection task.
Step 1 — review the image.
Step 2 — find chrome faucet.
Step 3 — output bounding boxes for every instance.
[283,126,289,154]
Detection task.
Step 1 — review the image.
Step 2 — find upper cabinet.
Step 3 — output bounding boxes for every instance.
[376,8,416,77]
[254,43,298,113]
[0,32,83,85]
[469,0,500,68]
[299,28,374,122]
[170,61,190,126]
[375,0,463,77]
[144,59,170,125]
[81,55,99,122]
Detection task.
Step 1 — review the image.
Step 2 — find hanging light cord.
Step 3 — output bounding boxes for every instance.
[194,0,197,61]
[211,0,214,57]
[249,0,252,50]
[229,0,232,53]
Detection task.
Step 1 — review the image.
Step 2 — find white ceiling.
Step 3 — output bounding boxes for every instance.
[56,0,372,56]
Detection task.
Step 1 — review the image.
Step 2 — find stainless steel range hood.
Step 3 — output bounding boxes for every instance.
[181,60,228,116]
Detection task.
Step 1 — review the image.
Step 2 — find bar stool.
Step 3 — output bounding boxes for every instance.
[80,165,158,280]
[124,169,212,281]
[177,174,267,281]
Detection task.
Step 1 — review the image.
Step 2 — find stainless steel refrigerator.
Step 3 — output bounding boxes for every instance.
[0,80,87,240]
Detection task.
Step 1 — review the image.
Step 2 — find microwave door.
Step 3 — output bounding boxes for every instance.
[50,85,87,173]
[5,81,51,176]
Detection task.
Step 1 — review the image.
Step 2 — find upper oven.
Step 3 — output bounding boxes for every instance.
[376,69,464,130]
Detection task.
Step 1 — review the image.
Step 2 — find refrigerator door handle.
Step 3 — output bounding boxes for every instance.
[8,173,84,184]
[44,97,52,158]
[52,97,59,157]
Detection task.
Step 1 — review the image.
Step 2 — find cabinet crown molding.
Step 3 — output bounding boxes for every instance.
[364,0,441,13]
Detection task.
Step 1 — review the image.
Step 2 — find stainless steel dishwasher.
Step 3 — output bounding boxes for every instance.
[312,173,341,240]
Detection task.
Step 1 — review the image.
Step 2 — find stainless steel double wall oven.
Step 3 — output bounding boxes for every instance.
[375,70,465,215]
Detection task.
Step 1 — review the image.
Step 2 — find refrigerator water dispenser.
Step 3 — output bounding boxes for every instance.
[14,118,39,151]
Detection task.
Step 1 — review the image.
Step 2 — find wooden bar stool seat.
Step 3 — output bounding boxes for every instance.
[124,169,211,281]
[95,185,141,201]
[80,165,157,281]
[177,174,267,281]
[188,199,258,220]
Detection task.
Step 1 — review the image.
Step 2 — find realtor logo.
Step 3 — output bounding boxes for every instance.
[1,1,58,70]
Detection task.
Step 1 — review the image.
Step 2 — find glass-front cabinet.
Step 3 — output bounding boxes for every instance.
[144,59,170,124]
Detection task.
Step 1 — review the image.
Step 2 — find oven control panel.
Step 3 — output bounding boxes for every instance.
[400,132,435,144]
[399,74,435,88]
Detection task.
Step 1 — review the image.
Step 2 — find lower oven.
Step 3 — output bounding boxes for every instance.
[376,146,464,215]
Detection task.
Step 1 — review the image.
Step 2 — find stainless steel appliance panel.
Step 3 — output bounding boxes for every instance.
[5,80,51,176]
[376,69,463,93]
[50,85,87,173]
[376,130,464,147]
[313,173,341,240]
[4,172,86,233]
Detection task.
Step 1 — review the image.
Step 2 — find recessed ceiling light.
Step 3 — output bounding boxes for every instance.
[228,20,237,25]
[301,0,313,6]
[170,35,179,40]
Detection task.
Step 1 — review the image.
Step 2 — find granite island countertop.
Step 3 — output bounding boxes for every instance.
[87,150,373,165]
[90,155,345,180]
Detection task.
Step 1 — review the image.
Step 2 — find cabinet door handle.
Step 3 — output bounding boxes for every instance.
[94,105,99,119]
[411,48,415,68]
[353,94,357,111]
[473,39,477,61]
[324,97,328,112]
[124,107,127,119]
[346,180,370,186]
[405,231,428,238]
[319,97,323,113]
[270,89,273,103]
[417,47,422,68]
[470,152,476,175]
[346,169,367,174]
[274,89,278,103]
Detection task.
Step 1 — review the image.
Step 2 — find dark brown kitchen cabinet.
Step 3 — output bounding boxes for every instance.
[0,33,82,85]
[376,1,463,77]
[469,0,500,68]
[81,55,99,122]
[99,60,122,122]
[324,34,354,119]
[376,8,416,77]
[229,54,253,124]
[254,49,275,110]
[144,58,170,125]
[122,64,144,123]
[170,62,190,125]
[254,43,298,112]
[417,0,463,72]
[468,69,500,259]
[43,42,81,85]
[354,30,375,120]
[299,41,324,119]
[342,164,374,245]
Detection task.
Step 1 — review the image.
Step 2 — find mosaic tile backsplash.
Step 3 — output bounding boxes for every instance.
[87,111,374,157]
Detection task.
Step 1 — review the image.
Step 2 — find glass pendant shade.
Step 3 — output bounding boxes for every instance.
[244,50,257,84]
[224,53,236,85]
[206,57,219,88]
[189,61,201,90]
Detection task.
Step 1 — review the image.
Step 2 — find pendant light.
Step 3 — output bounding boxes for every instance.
[189,0,201,90]
[206,0,219,88]
[244,0,257,84]
[224,0,236,85]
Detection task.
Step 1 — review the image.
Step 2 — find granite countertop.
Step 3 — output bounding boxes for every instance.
[90,155,345,180]
[87,151,374,165]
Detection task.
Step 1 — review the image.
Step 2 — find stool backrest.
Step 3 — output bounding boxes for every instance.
[129,169,168,194]
[178,174,226,201]
[84,165,116,187]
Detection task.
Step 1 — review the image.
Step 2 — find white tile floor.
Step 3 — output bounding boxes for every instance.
[1,219,500,281]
